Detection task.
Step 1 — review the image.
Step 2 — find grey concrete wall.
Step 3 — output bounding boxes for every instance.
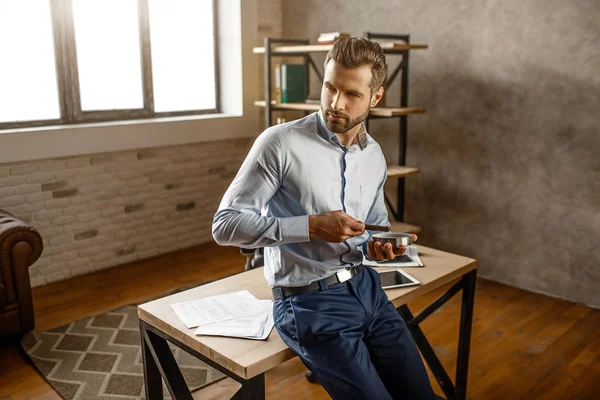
[283,0,600,307]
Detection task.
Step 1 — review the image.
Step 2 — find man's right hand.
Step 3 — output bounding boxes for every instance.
[308,210,365,243]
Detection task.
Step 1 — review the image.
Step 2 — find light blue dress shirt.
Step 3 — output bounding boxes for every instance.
[212,111,390,287]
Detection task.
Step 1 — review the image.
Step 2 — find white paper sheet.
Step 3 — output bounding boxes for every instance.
[195,300,275,340]
[169,290,264,329]
[362,245,424,268]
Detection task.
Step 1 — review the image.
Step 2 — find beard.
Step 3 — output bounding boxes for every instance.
[322,106,370,133]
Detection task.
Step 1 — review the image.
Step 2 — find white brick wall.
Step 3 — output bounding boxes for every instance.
[0,138,252,287]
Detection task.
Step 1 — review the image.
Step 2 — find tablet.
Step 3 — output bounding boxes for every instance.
[377,269,420,289]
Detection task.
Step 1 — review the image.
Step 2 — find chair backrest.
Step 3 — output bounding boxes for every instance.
[240,248,265,270]
[251,248,265,269]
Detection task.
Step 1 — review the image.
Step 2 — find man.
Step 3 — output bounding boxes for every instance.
[213,37,436,399]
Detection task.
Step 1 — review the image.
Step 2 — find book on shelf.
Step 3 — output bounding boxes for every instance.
[317,31,351,44]
[281,63,306,103]
[376,41,412,50]
[272,63,282,103]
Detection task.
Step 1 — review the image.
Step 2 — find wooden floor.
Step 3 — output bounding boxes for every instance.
[1,241,599,400]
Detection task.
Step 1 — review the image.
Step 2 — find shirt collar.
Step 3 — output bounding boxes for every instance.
[317,110,369,150]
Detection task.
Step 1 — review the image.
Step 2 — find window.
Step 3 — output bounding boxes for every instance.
[0,0,219,130]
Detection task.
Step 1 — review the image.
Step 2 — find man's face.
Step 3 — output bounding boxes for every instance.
[321,60,374,134]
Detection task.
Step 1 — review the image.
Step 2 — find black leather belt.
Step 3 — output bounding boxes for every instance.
[272,265,364,300]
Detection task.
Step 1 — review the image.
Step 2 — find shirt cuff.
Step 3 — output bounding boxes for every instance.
[280,215,310,243]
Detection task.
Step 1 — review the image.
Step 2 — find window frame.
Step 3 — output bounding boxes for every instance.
[0,0,220,130]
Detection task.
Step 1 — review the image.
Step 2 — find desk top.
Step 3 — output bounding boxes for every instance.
[138,245,476,380]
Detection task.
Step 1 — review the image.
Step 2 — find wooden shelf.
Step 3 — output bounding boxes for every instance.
[254,101,425,117]
[253,42,428,54]
[390,221,422,234]
[255,100,320,112]
[387,165,419,178]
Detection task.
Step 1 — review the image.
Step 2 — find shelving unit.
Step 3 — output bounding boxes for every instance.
[254,33,427,232]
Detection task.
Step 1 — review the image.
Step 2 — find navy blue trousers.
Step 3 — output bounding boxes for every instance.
[273,266,436,400]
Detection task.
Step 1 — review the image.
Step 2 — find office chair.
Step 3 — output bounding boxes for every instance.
[240,247,264,271]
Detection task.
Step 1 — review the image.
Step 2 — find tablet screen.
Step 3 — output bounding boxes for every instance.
[378,270,420,289]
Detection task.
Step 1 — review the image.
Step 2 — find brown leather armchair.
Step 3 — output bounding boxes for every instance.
[0,209,43,339]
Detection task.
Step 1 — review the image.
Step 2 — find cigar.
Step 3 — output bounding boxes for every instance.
[363,224,391,232]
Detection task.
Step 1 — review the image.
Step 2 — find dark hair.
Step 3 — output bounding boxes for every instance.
[324,37,387,93]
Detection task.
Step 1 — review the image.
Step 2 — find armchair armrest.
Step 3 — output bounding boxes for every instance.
[0,209,43,268]
[0,209,43,331]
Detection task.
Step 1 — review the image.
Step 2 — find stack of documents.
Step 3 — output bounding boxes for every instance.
[170,290,274,340]
[362,245,424,268]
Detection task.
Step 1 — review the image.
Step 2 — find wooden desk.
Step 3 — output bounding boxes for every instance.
[138,245,477,400]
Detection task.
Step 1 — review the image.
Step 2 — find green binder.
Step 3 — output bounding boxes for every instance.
[281,64,306,103]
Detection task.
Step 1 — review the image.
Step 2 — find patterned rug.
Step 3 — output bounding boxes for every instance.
[20,303,225,400]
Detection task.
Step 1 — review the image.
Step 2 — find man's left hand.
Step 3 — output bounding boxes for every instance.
[367,234,418,261]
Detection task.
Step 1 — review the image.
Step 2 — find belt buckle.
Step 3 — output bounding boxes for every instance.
[336,268,353,283]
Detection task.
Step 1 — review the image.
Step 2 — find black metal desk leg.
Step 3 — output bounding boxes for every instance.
[140,322,163,400]
[399,305,456,399]
[233,373,265,400]
[455,269,477,400]
[140,321,194,400]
